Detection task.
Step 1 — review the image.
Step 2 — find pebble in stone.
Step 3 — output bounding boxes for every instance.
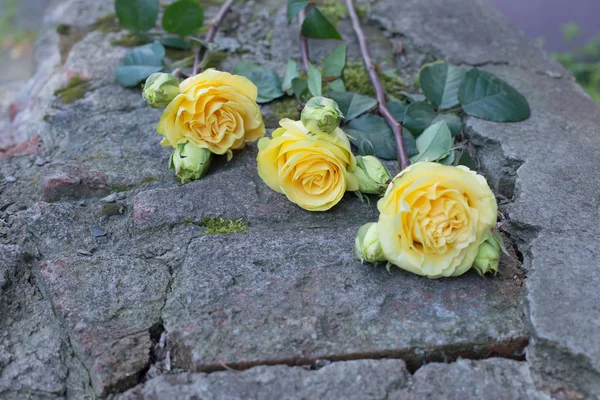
[89,223,106,237]
[4,176,16,183]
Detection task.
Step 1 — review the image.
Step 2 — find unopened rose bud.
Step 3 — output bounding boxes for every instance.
[473,240,500,276]
[355,222,387,264]
[353,155,392,195]
[142,73,180,108]
[169,142,212,183]
[301,96,343,134]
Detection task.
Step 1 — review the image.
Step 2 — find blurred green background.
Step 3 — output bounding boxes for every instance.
[0,0,599,101]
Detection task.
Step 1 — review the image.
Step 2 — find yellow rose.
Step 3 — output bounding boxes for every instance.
[377,162,497,278]
[257,119,358,211]
[157,69,265,158]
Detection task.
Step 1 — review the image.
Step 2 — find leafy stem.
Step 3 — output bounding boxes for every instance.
[345,0,410,169]
[192,0,235,75]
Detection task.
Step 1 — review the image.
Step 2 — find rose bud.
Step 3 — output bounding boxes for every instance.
[301,96,344,134]
[354,155,392,195]
[473,239,500,276]
[355,222,387,264]
[142,72,180,108]
[169,142,212,184]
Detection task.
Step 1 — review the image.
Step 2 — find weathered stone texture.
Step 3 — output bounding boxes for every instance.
[163,229,525,372]
[121,358,548,400]
[38,254,170,396]
[1,0,599,397]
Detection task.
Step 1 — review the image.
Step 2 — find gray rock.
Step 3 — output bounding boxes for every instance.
[163,228,526,372]
[0,251,90,399]
[397,358,551,400]
[120,359,410,400]
[461,65,600,396]
[37,253,170,396]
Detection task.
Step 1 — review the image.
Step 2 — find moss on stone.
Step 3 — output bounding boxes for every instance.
[318,0,347,26]
[269,97,300,121]
[317,1,367,26]
[56,24,70,35]
[110,33,151,47]
[93,13,121,34]
[141,176,158,185]
[343,62,408,99]
[101,203,124,216]
[199,217,248,234]
[54,76,89,104]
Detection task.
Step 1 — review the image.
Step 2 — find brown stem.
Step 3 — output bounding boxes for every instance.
[344,0,410,170]
[298,8,310,73]
[192,0,235,75]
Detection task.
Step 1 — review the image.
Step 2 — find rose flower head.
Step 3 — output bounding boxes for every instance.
[169,142,212,184]
[142,72,180,108]
[301,96,343,134]
[257,119,358,211]
[354,155,392,195]
[355,222,387,264]
[377,162,498,278]
[157,69,265,159]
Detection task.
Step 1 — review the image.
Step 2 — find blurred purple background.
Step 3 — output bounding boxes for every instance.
[491,0,600,51]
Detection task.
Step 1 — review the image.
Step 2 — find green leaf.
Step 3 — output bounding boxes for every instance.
[403,101,436,134]
[432,113,462,137]
[159,36,191,49]
[324,44,347,77]
[301,7,342,40]
[439,149,455,165]
[116,41,165,87]
[457,151,476,169]
[282,59,299,95]
[327,79,345,92]
[287,0,308,23]
[162,0,204,37]
[233,61,284,103]
[410,121,453,163]
[327,92,377,121]
[419,62,466,109]
[115,0,159,33]
[346,114,417,160]
[292,78,310,103]
[458,69,531,122]
[388,101,407,122]
[400,92,426,103]
[307,63,322,97]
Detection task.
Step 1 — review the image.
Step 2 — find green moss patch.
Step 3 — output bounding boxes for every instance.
[54,76,89,104]
[198,217,248,234]
[93,13,121,34]
[343,62,407,99]
[56,24,71,35]
[110,33,151,47]
[101,203,125,216]
[270,97,300,121]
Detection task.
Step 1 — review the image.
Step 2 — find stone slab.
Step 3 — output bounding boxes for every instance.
[0,249,89,399]
[397,358,551,400]
[460,66,600,395]
[38,253,170,396]
[121,358,549,400]
[163,228,526,372]
[120,359,409,400]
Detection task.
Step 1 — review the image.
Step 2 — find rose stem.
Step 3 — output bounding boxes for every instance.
[299,8,310,73]
[344,0,410,170]
[192,0,235,76]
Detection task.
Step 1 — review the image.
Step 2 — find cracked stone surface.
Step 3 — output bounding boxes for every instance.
[0,0,598,398]
[121,358,547,400]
